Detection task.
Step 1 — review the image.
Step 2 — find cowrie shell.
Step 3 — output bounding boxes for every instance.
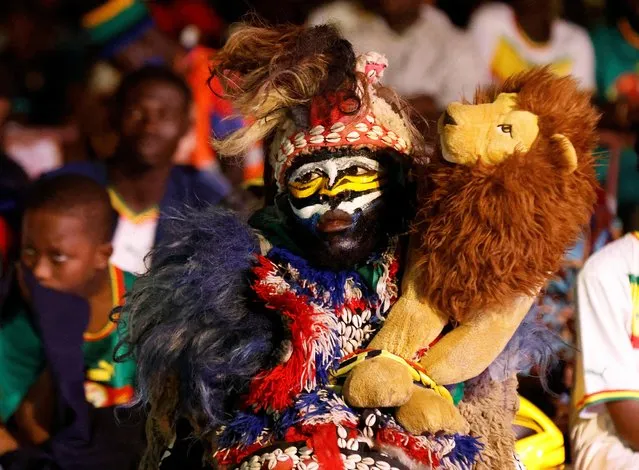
[325,132,341,143]
[309,135,325,144]
[371,125,384,136]
[331,122,346,133]
[309,125,325,135]
[346,131,360,142]
[355,123,369,132]
[366,132,380,140]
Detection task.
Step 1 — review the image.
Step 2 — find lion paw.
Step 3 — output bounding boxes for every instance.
[342,356,414,409]
[396,387,470,435]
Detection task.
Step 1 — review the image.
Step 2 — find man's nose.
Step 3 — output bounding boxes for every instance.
[33,258,52,282]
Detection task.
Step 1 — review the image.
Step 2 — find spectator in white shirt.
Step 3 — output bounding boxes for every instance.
[468,0,595,91]
[571,228,639,469]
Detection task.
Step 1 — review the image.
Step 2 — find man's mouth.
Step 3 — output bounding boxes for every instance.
[317,209,353,233]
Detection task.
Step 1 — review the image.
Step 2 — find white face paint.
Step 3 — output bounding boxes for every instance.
[287,155,383,220]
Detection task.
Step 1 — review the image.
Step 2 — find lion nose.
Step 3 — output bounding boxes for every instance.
[443,110,457,126]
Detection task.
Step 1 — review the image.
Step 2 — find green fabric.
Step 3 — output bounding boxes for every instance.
[87,2,149,43]
[82,330,135,390]
[0,270,137,421]
[249,206,305,256]
[450,382,465,406]
[0,310,45,422]
[591,25,639,102]
[591,25,639,205]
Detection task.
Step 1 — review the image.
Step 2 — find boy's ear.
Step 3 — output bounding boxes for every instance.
[95,242,113,270]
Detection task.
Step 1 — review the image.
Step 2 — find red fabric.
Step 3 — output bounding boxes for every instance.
[0,217,11,271]
[377,427,439,467]
[150,1,223,39]
[247,256,330,411]
[285,424,342,469]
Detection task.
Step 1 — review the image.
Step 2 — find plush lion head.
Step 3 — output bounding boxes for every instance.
[414,68,598,322]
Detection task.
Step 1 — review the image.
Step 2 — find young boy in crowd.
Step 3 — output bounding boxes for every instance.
[53,65,229,275]
[0,174,143,470]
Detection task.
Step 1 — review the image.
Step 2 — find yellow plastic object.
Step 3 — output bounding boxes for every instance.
[514,396,565,470]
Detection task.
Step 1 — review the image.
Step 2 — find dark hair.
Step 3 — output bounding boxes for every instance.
[115,65,192,111]
[25,174,117,243]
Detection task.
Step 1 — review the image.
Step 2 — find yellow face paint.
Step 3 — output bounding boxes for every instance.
[288,172,386,199]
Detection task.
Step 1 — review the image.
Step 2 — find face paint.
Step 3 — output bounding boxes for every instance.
[287,155,387,221]
[282,149,409,270]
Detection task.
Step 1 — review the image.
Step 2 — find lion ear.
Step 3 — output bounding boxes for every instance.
[550,133,578,174]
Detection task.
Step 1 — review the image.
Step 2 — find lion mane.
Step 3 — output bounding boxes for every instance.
[414,68,599,323]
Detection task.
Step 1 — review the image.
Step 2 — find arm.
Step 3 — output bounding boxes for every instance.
[420,295,534,385]
[368,238,448,358]
[607,400,639,451]
[0,424,18,456]
[12,369,54,446]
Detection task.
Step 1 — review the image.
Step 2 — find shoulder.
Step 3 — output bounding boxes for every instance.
[170,165,230,205]
[43,161,107,184]
[590,24,615,42]
[307,1,363,28]
[469,2,511,29]
[419,5,461,38]
[555,19,594,49]
[580,234,639,283]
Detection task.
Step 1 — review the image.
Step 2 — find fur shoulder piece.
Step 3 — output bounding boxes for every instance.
[116,207,279,438]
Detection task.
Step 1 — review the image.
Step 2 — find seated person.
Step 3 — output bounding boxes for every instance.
[0,174,143,470]
[468,0,594,90]
[571,226,639,468]
[52,66,230,275]
[307,0,480,120]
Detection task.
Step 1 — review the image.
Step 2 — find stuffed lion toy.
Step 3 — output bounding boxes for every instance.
[342,68,598,436]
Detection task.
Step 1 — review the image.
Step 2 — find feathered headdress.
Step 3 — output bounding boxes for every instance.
[211,24,418,190]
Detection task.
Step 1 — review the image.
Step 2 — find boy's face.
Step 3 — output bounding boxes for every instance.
[118,79,189,170]
[21,209,112,297]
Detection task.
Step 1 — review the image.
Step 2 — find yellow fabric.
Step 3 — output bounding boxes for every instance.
[108,188,159,224]
[491,37,573,83]
[630,255,639,342]
[82,0,135,28]
[439,92,540,166]
[333,350,454,404]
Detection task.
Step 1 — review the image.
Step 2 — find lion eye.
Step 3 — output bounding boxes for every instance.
[498,124,513,136]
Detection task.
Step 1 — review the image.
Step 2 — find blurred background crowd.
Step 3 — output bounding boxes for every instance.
[1,0,639,467]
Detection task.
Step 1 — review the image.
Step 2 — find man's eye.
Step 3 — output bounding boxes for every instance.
[51,253,69,264]
[298,171,322,184]
[125,108,143,121]
[498,124,513,136]
[346,166,374,176]
[21,248,37,265]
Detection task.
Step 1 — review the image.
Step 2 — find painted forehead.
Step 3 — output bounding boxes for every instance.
[288,154,382,184]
